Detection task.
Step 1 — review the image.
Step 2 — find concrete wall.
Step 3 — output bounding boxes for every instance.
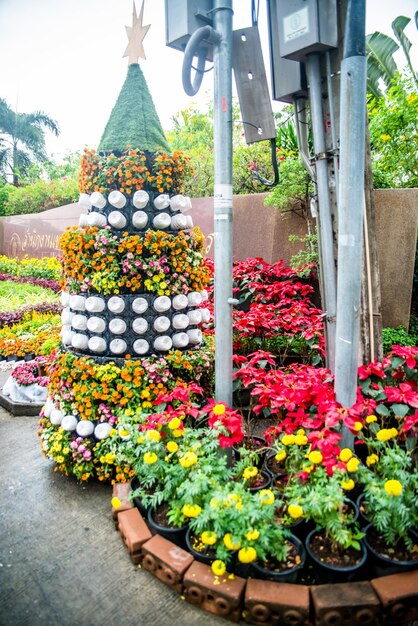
[0,189,417,328]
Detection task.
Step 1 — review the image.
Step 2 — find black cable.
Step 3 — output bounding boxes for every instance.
[251,137,280,187]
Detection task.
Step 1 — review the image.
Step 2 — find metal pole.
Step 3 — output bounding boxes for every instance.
[305,54,337,372]
[334,0,367,447]
[213,0,234,406]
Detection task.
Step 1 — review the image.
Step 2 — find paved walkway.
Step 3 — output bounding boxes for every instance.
[0,369,229,626]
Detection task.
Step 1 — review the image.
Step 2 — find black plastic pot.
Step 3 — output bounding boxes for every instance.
[363,523,418,578]
[185,528,216,565]
[249,534,306,584]
[248,470,272,494]
[147,505,188,549]
[129,476,151,518]
[305,529,368,584]
[233,436,267,468]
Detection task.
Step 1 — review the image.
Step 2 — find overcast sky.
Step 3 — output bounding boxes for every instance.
[0,0,417,161]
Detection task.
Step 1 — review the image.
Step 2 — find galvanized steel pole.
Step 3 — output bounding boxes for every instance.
[334,0,367,447]
[213,0,234,406]
[305,54,338,372]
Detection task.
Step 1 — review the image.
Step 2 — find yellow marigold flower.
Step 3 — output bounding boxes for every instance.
[212,403,226,416]
[376,428,398,442]
[136,436,144,444]
[168,417,181,430]
[238,547,257,563]
[366,414,377,424]
[295,434,308,445]
[366,454,379,467]
[182,503,202,518]
[341,479,355,491]
[346,457,360,472]
[339,448,353,462]
[353,422,363,432]
[245,529,260,541]
[166,441,179,453]
[146,429,161,442]
[275,449,287,462]
[172,428,184,438]
[258,489,275,505]
[243,466,258,480]
[288,504,304,519]
[211,560,226,576]
[223,533,241,550]
[308,450,323,464]
[201,531,217,545]
[210,498,218,508]
[380,133,391,141]
[111,497,121,509]
[297,429,305,435]
[179,451,198,468]
[282,434,295,446]
[143,452,158,465]
[384,479,402,496]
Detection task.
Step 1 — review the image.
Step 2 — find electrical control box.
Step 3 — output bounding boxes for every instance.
[267,0,307,102]
[164,0,214,59]
[272,0,337,61]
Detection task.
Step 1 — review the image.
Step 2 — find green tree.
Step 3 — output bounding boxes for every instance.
[368,74,418,187]
[0,98,59,186]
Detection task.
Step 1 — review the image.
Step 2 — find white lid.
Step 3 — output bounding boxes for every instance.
[133,339,149,354]
[71,314,88,331]
[78,214,89,228]
[153,194,170,210]
[61,329,73,346]
[172,314,189,330]
[94,422,112,440]
[61,308,73,325]
[61,414,78,431]
[172,294,188,310]
[108,211,127,229]
[132,318,148,334]
[153,316,171,333]
[153,335,173,351]
[153,295,171,312]
[172,332,189,348]
[60,291,70,307]
[90,191,106,209]
[153,213,171,229]
[76,420,95,437]
[108,190,127,209]
[132,190,149,209]
[85,296,106,313]
[88,336,107,353]
[187,309,202,325]
[86,316,106,333]
[187,292,202,306]
[87,212,107,227]
[78,193,92,210]
[108,296,125,313]
[71,333,89,350]
[132,210,148,229]
[109,318,127,334]
[132,297,148,314]
[187,328,203,345]
[69,295,86,311]
[109,339,127,354]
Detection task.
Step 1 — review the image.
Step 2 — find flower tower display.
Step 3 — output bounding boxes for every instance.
[38,2,212,482]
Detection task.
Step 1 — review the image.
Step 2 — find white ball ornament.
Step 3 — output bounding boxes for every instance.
[169,194,190,212]
[187,328,203,345]
[61,414,78,431]
[153,296,171,313]
[132,297,148,314]
[86,317,106,333]
[132,190,149,209]
[108,190,127,209]
[43,398,54,418]
[109,318,127,334]
[200,308,211,323]
[108,296,125,314]
[172,294,188,310]
[71,314,88,331]
[76,420,95,437]
[187,292,202,306]
[85,296,106,313]
[50,409,64,425]
[69,295,86,311]
[132,210,149,229]
[172,332,189,348]
[61,308,73,325]
[110,339,127,354]
[61,329,73,346]
[153,316,171,333]
[171,214,188,230]
[133,339,150,355]
[88,336,107,353]
[153,213,171,229]
[108,211,127,229]
[71,333,89,350]
[132,318,148,334]
[188,309,202,325]
[94,422,112,440]
[154,335,173,352]
[90,191,107,209]
[153,194,170,210]
[172,314,189,330]
[78,214,89,228]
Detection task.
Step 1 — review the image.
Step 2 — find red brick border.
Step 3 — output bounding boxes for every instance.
[112,485,418,625]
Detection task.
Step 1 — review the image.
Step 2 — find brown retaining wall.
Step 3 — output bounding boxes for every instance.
[0,189,416,328]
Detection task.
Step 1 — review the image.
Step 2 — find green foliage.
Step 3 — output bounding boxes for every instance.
[264,157,313,218]
[368,74,418,188]
[2,177,78,215]
[289,231,319,274]
[99,64,168,153]
[382,326,418,355]
[0,281,60,312]
[0,180,9,216]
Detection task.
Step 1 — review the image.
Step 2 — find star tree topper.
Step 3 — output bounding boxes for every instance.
[123,1,150,64]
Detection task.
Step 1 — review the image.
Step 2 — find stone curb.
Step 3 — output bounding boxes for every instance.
[0,390,43,416]
[111,491,418,625]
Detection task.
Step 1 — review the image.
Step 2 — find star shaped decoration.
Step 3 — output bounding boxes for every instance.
[123,1,151,64]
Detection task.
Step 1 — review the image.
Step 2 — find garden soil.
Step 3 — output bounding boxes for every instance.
[0,369,234,626]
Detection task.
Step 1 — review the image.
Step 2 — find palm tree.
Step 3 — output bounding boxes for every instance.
[0,98,59,185]
[366,12,418,99]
